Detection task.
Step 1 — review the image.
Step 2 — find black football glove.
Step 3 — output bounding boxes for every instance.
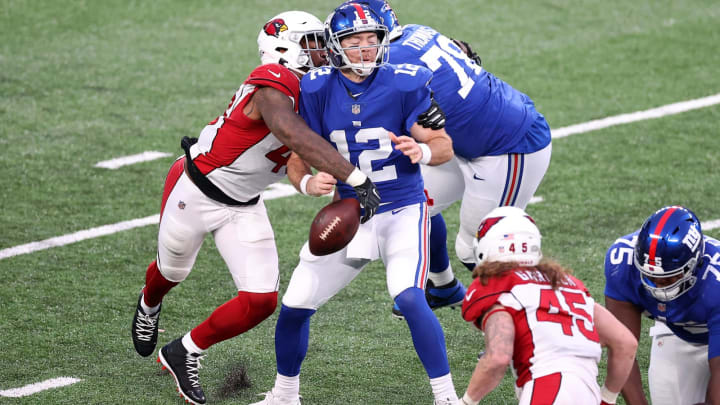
[353,177,381,223]
[451,38,482,66]
[416,97,446,130]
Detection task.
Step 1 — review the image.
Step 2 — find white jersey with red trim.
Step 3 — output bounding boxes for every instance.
[188,63,300,202]
[462,269,602,389]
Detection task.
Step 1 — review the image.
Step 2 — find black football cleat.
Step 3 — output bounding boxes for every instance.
[158,338,207,405]
[131,292,161,357]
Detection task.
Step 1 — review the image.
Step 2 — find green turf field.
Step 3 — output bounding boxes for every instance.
[2,0,719,404]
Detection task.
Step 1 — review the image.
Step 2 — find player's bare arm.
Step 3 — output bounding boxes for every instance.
[604,296,650,405]
[708,356,720,405]
[462,305,514,404]
[594,303,638,403]
[251,86,356,181]
[287,152,335,197]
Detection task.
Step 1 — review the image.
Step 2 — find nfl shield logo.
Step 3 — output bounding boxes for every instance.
[178,201,186,210]
[657,303,666,312]
[352,104,361,114]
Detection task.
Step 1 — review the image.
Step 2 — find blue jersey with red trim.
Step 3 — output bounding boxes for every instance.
[299,64,432,213]
[604,232,720,358]
[389,24,551,159]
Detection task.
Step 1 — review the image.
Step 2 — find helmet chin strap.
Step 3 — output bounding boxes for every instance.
[278,57,307,76]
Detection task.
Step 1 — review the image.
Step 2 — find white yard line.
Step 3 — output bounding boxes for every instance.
[0,193,541,260]
[0,377,82,398]
[94,151,172,169]
[3,92,720,262]
[0,215,160,260]
[552,93,720,138]
[702,219,720,231]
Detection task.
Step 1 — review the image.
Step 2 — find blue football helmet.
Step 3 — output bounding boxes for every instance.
[633,206,704,301]
[342,0,402,40]
[325,2,389,76]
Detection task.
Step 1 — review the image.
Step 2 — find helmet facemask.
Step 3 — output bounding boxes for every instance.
[633,206,705,302]
[635,246,701,301]
[257,11,327,76]
[325,4,390,77]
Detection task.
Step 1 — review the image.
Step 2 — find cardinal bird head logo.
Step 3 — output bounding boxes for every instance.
[263,19,288,37]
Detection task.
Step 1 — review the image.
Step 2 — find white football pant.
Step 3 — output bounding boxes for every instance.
[517,371,600,405]
[282,202,430,309]
[421,143,552,264]
[156,172,280,293]
[647,321,709,405]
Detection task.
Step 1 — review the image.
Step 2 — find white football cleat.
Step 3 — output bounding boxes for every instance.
[434,398,460,405]
[250,391,301,405]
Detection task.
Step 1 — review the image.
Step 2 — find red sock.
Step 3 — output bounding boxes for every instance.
[190,291,278,350]
[142,260,178,307]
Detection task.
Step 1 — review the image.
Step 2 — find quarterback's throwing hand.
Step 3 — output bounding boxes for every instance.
[389,132,424,164]
[352,177,380,223]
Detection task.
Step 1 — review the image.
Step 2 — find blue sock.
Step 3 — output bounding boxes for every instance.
[429,214,450,274]
[275,304,316,377]
[394,288,450,378]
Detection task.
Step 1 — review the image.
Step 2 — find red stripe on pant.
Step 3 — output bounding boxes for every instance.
[160,157,185,218]
[530,372,562,405]
[504,154,520,206]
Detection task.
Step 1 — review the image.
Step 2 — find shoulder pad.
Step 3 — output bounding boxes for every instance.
[461,273,516,324]
[300,66,334,94]
[246,63,300,99]
[382,64,433,92]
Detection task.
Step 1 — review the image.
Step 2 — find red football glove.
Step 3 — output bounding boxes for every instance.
[599,401,614,405]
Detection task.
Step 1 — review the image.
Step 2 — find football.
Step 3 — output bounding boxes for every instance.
[308,198,361,256]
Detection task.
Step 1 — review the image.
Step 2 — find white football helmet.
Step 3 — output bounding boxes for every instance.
[473,206,542,266]
[257,11,326,75]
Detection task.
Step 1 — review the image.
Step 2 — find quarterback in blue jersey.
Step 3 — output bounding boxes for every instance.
[252,3,459,405]
[350,0,553,319]
[604,206,720,405]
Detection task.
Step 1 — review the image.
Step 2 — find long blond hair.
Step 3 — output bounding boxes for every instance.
[472,259,574,290]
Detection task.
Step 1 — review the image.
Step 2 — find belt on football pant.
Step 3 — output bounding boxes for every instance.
[181,136,260,207]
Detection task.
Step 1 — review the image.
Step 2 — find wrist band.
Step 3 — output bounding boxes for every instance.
[345,167,367,187]
[600,385,619,404]
[299,174,312,196]
[461,392,479,405]
[418,143,432,165]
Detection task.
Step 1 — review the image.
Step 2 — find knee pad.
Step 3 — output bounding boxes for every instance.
[455,232,475,264]
[156,260,190,283]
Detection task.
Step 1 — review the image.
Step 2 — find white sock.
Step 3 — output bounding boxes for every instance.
[140,294,161,315]
[429,373,458,402]
[181,332,204,354]
[272,373,300,398]
[428,265,455,286]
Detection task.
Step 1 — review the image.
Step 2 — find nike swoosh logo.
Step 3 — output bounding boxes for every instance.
[391,208,407,215]
[465,289,476,301]
[268,70,281,78]
[472,174,485,181]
